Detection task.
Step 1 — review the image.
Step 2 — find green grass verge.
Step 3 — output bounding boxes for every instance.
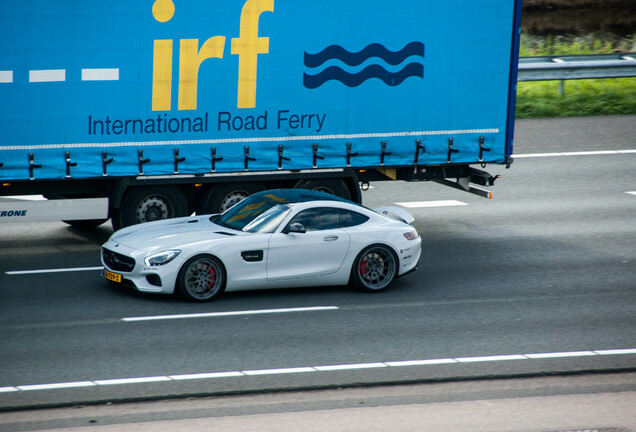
[516,35,636,118]
[516,78,636,118]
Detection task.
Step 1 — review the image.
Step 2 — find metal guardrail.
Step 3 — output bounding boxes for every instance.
[518,53,636,81]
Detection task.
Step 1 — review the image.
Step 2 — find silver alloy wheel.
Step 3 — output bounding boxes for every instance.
[136,195,169,223]
[311,186,335,194]
[356,246,397,290]
[219,191,251,212]
[183,257,224,301]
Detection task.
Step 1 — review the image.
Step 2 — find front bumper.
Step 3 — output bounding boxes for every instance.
[100,241,178,294]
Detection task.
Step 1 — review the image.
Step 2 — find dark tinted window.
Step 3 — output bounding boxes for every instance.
[287,208,369,231]
[288,208,339,231]
[339,209,369,228]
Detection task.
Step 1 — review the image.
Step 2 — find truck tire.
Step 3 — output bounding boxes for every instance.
[200,183,264,214]
[294,179,351,200]
[113,186,188,230]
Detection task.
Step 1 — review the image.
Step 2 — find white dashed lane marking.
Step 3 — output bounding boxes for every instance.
[122,306,340,322]
[395,200,468,208]
[5,267,103,275]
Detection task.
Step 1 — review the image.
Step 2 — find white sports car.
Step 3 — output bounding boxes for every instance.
[101,189,421,301]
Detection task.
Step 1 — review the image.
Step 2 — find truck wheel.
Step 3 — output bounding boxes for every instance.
[114,186,188,229]
[62,219,109,228]
[200,183,264,214]
[294,179,351,200]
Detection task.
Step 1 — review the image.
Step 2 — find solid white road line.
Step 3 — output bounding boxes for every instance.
[627,191,636,196]
[5,348,634,393]
[18,381,95,391]
[525,351,596,359]
[0,387,19,393]
[243,367,316,376]
[94,377,171,386]
[314,363,387,371]
[169,372,244,380]
[455,354,527,363]
[395,200,468,208]
[122,306,339,322]
[5,267,103,275]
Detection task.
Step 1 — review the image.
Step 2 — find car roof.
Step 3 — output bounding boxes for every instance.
[251,188,352,205]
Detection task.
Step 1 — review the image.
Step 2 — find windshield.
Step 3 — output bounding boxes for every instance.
[212,192,291,231]
[243,205,291,233]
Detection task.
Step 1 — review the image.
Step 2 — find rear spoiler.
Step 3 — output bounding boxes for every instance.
[373,206,415,224]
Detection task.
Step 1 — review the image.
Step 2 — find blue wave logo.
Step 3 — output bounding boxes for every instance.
[303,41,424,89]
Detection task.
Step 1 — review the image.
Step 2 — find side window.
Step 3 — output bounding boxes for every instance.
[288,208,339,231]
[339,209,369,228]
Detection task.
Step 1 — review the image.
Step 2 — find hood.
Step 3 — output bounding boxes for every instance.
[106,216,243,251]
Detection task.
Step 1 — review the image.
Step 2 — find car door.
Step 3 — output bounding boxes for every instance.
[267,207,351,281]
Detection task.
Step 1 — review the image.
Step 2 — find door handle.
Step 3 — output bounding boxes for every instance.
[323,235,338,241]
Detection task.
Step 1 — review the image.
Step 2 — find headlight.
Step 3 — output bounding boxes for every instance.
[144,249,181,266]
[403,230,419,240]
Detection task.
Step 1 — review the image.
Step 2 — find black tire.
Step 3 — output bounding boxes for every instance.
[177,255,226,302]
[200,182,264,214]
[350,244,398,292]
[113,186,188,230]
[63,218,109,228]
[294,179,351,200]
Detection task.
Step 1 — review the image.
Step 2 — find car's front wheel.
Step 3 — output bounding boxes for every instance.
[177,255,226,301]
[351,244,398,292]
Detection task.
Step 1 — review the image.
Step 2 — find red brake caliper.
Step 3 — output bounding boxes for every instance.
[208,267,216,287]
[360,258,368,276]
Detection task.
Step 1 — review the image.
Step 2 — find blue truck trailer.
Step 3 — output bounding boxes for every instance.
[0,0,522,229]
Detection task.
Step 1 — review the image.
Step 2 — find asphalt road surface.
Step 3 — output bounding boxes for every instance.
[1,115,635,429]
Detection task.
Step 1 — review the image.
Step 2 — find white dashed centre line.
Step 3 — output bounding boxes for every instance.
[5,267,103,275]
[122,306,339,322]
[395,200,468,208]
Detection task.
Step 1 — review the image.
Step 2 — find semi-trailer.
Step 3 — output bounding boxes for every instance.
[0,0,521,229]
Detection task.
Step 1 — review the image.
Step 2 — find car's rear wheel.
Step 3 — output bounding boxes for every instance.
[351,244,397,292]
[177,255,226,302]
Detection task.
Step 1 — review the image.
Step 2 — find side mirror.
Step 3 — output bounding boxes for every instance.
[285,222,306,234]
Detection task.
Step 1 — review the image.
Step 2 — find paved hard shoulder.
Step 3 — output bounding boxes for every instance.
[1,373,635,432]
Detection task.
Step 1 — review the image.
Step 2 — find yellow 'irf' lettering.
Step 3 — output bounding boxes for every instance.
[231,0,274,109]
[152,40,173,111]
[152,0,175,23]
[178,37,226,111]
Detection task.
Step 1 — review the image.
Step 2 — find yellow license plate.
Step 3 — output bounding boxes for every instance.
[104,269,122,283]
